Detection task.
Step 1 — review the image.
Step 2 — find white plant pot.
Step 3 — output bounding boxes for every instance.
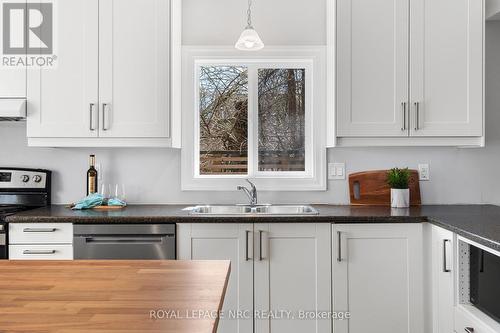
[391,188,410,208]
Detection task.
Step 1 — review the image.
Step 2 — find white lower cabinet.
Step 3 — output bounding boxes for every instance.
[430,225,455,333]
[177,223,331,333]
[332,224,424,333]
[9,244,73,260]
[254,223,331,333]
[177,223,254,333]
[9,223,74,260]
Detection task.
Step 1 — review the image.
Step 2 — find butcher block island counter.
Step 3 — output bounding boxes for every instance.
[0,260,231,333]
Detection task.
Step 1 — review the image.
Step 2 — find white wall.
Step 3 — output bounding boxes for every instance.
[0,0,499,205]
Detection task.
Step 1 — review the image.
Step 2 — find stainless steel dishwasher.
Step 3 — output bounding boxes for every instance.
[73,224,175,260]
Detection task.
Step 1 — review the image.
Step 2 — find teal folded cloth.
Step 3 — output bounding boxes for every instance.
[72,193,104,210]
[107,198,127,207]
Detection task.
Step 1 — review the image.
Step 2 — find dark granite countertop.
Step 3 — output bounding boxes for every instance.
[5,204,500,251]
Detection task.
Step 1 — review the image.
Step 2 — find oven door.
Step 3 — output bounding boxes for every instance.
[470,244,500,323]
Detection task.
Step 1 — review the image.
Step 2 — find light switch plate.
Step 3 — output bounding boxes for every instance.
[329,163,346,180]
[418,164,430,181]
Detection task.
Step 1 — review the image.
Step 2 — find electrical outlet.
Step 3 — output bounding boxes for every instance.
[329,163,346,180]
[418,164,430,181]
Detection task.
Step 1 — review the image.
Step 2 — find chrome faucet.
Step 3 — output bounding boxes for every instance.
[237,180,258,206]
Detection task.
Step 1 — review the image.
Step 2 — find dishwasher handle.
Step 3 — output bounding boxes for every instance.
[83,236,165,244]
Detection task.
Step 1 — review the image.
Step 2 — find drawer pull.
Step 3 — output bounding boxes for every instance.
[23,228,57,233]
[23,250,56,255]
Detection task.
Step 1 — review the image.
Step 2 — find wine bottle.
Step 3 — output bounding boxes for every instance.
[86,155,98,195]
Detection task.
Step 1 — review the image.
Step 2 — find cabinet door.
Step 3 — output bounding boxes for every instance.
[431,225,455,333]
[333,224,424,333]
[410,0,483,136]
[27,0,98,138]
[0,69,26,98]
[99,0,170,138]
[177,224,253,333]
[337,0,409,137]
[254,223,331,333]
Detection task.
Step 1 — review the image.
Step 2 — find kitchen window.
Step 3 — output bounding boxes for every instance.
[198,64,308,176]
[182,47,326,191]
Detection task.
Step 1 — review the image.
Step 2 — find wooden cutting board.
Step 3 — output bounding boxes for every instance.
[349,170,421,206]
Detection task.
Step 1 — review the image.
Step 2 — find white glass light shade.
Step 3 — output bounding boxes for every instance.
[235,28,264,51]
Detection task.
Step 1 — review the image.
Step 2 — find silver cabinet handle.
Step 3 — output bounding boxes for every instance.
[102,103,110,131]
[245,230,251,261]
[258,230,263,261]
[414,102,420,131]
[401,102,407,131]
[23,250,56,255]
[443,239,451,273]
[89,103,96,131]
[337,231,342,262]
[23,228,57,233]
[465,327,474,333]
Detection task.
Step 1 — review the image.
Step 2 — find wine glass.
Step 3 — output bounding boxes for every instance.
[114,184,126,202]
[99,183,108,198]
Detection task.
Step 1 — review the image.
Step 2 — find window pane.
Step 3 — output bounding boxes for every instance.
[199,66,248,175]
[258,69,306,172]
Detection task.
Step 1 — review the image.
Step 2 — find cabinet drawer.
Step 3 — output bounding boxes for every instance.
[9,244,73,260]
[455,306,499,333]
[9,223,73,244]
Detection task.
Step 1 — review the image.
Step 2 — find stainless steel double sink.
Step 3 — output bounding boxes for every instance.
[189,205,319,216]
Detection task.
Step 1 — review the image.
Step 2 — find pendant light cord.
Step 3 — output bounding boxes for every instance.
[246,0,253,29]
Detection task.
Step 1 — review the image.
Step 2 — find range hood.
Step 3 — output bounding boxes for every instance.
[0,99,27,121]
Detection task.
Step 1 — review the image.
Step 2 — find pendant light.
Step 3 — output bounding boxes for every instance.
[235,0,264,51]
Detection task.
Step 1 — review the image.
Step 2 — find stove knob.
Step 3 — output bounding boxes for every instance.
[21,175,30,183]
[33,175,42,183]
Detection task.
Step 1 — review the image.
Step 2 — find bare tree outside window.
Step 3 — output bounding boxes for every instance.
[199,66,248,175]
[258,69,306,172]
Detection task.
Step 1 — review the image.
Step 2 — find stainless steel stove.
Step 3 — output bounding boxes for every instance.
[0,168,52,259]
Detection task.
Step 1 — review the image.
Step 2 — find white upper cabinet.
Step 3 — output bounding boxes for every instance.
[27,0,99,138]
[26,0,180,147]
[337,0,409,137]
[98,0,170,138]
[334,0,484,146]
[410,0,483,137]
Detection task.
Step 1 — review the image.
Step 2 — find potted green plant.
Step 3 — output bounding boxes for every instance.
[387,168,411,208]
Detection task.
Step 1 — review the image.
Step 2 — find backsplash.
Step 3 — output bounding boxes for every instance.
[0,118,498,205]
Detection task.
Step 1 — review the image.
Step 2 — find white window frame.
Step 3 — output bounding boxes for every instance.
[181,46,326,191]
